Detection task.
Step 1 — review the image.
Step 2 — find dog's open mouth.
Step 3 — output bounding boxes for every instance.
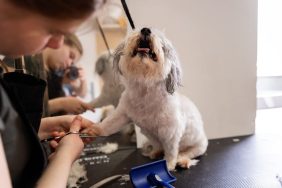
[132,38,158,62]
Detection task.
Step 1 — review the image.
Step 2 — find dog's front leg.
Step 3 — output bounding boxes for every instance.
[97,108,130,136]
[89,92,112,108]
[162,136,181,171]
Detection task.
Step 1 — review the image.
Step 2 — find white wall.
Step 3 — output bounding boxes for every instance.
[127,0,257,139]
[77,30,98,101]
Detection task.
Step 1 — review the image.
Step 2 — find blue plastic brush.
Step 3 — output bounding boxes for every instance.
[147,173,175,188]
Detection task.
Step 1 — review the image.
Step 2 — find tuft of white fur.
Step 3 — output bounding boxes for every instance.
[94,28,208,171]
[97,142,118,154]
[67,160,88,188]
[189,159,199,167]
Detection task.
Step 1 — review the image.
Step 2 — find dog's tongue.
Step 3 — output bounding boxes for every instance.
[137,48,150,53]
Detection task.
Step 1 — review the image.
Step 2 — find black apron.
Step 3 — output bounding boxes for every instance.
[0,72,47,187]
[3,72,46,131]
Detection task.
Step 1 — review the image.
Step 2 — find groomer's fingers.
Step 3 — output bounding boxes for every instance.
[81,102,95,112]
[69,115,83,133]
[50,140,59,149]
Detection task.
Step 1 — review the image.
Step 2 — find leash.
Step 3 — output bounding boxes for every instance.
[120,0,135,30]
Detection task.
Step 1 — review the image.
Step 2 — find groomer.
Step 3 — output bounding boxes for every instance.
[0,0,104,187]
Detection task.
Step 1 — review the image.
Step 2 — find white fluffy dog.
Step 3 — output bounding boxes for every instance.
[92,28,208,170]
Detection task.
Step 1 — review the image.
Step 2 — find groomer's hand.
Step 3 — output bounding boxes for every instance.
[64,97,93,114]
[48,116,84,162]
[39,115,95,142]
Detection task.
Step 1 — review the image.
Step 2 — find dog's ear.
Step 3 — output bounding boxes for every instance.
[164,42,182,94]
[113,42,125,75]
[166,64,181,94]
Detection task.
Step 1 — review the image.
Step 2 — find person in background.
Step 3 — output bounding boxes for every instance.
[62,64,88,98]
[43,34,93,115]
[1,34,92,116]
[0,0,104,187]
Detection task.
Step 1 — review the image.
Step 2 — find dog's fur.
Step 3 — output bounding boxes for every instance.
[93,28,208,170]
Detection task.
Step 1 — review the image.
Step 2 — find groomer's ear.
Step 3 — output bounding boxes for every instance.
[113,42,125,75]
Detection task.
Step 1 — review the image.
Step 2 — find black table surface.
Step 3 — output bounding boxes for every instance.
[80,131,282,188]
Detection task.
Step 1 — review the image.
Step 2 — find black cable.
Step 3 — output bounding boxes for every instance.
[121,0,135,30]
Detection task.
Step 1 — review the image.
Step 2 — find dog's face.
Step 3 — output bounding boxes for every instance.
[114,28,182,94]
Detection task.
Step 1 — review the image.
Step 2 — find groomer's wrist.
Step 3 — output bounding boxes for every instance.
[53,150,74,164]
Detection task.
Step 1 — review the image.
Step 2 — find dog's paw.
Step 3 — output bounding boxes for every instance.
[142,142,163,159]
[141,150,150,157]
[166,160,177,171]
[148,150,163,160]
[177,158,199,169]
[141,142,153,156]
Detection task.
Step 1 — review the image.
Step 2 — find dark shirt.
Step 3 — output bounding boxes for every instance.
[47,70,65,100]
[0,80,47,187]
[47,70,69,116]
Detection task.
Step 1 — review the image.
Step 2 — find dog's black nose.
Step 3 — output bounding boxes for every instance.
[141,28,151,36]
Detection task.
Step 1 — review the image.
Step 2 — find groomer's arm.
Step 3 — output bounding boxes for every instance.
[36,116,84,188]
[0,135,12,188]
[48,97,93,115]
[36,149,74,188]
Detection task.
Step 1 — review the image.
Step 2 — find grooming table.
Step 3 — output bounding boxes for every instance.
[81,131,282,188]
